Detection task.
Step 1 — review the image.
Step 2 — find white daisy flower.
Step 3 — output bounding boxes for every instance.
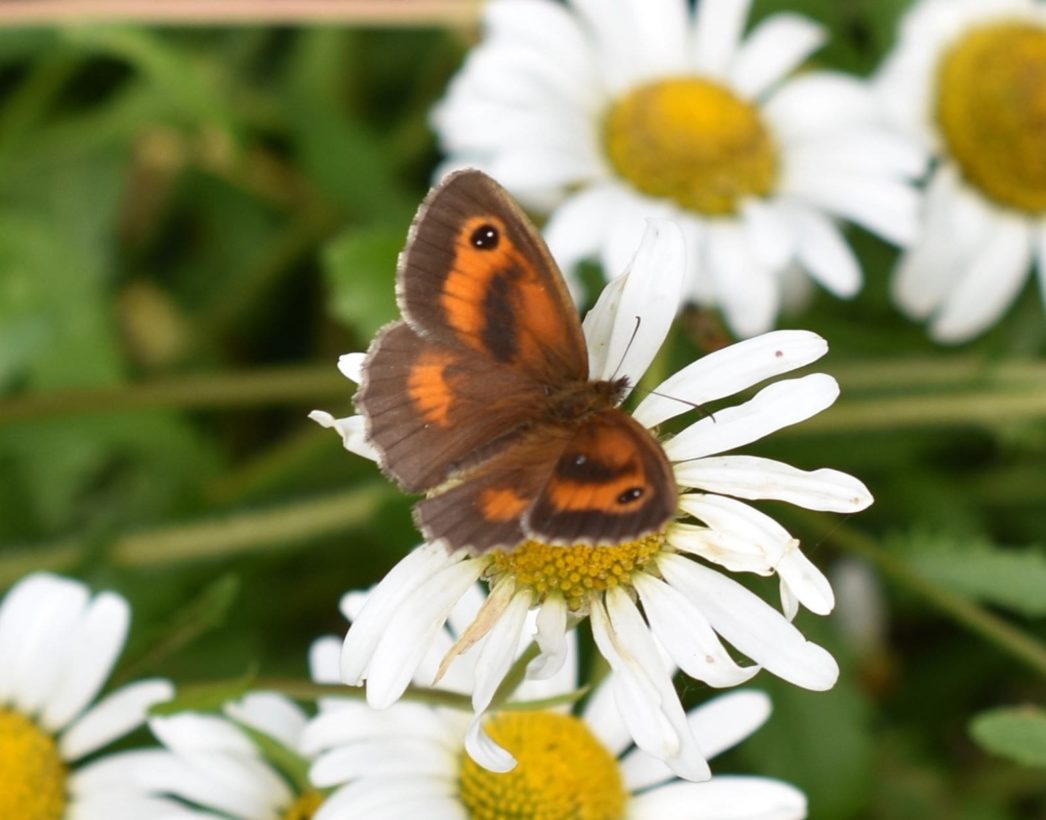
[878,0,1046,342]
[430,0,924,337]
[0,572,175,819]
[312,221,872,780]
[79,637,345,820]
[303,611,806,820]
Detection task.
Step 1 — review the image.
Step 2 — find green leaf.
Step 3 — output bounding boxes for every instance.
[970,706,1046,769]
[150,673,257,716]
[60,26,234,133]
[739,654,874,818]
[323,227,402,339]
[235,721,312,793]
[120,574,241,681]
[895,532,1046,618]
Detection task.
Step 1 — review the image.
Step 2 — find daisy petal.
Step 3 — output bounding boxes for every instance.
[622,690,772,791]
[781,173,919,247]
[308,411,378,462]
[527,594,569,679]
[587,219,685,389]
[741,199,795,272]
[39,591,129,733]
[783,204,863,297]
[765,73,878,142]
[224,693,307,752]
[730,13,826,98]
[634,330,828,428]
[674,455,873,512]
[314,776,462,820]
[678,494,834,615]
[472,588,534,712]
[340,543,462,685]
[629,776,806,819]
[10,576,88,716]
[310,737,456,783]
[595,588,711,781]
[706,221,780,338]
[692,0,753,78]
[931,211,1033,343]
[690,689,773,758]
[581,676,633,758]
[309,635,342,685]
[364,558,487,709]
[69,795,209,820]
[664,374,839,463]
[465,713,518,773]
[546,182,621,280]
[338,353,365,383]
[633,572,758,687]
[60,680,174,761]
[659,554,838,690]
[891,165,986,319]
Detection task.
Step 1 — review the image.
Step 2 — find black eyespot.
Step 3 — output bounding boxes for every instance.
[617,487,644,504]
[470,224,500,250]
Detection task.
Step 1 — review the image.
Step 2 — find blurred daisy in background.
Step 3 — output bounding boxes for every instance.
[313,221,872,779]
[0,573,174,819]
[305,614,806,820]
[432,0,923,337]
[81,638,343,820]
[878,0,1046,342]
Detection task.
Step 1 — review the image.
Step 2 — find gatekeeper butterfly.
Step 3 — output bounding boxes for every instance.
[357,170,676,553]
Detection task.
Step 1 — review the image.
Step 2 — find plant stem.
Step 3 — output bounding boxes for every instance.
[0,484,389,586]
[829,357,1046,391]
[788,388,1046,435]
[791,511,1046,678]
[489,642,542,710]
[0,0,482,27]
[0,365,347,423]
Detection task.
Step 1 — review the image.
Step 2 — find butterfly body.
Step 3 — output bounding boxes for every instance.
[356,170,676,553]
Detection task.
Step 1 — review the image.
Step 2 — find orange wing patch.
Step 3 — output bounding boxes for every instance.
[441,214,580,369]
[479,486,531,522]
[406,348,457,426]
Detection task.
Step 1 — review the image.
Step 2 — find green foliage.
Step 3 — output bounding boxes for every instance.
[894,531,1046,618]
[970,706,1046,769]
[0,7,1043,819]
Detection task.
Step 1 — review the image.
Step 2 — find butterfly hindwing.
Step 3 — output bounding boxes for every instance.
[526,411,678,546]
[397,169,588,384]
[412,428,571,553]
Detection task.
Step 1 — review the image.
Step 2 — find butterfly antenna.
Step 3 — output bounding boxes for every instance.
[607,316,643,383]
[642,389,716,422]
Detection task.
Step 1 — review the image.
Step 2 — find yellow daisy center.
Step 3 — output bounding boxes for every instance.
[459,711,627,819]
[0,708,68,820]
[603,77,779,215]
[283,790,325,820]
[489,532,664,612]
[935,21,1046,213]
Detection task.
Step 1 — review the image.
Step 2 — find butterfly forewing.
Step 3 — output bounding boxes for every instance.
[356,322,549,493]
[397,170,588,384]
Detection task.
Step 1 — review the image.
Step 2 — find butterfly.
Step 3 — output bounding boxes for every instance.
[356,170,677,553]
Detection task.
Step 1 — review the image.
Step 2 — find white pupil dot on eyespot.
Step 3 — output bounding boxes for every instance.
[471,225,499,249]
[573,454,587,466]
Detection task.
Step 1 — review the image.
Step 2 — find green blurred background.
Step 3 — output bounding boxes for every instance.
[0,2,1044,818]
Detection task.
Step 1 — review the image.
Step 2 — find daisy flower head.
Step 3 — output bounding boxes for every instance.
[0,572,174,819]
[432,0,924,337]
[303,617,806,820]
[312,221,873,780]
[878,0,1046,342]
[80,637,344,820]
